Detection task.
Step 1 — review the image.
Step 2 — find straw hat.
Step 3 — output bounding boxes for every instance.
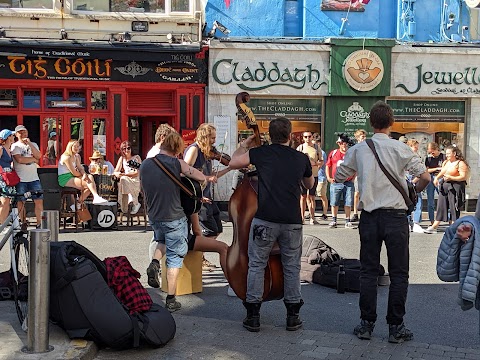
[89,150,103,161]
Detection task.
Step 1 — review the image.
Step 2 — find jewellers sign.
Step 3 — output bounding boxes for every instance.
[209,46,329,95]
[392,51,480,97]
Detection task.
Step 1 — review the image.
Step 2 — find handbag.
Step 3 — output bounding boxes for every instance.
[77,204,92,223]
[1,170,20,187]
[365,139,418,215]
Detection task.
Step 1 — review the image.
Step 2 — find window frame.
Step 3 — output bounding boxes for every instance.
[71,0,193,16]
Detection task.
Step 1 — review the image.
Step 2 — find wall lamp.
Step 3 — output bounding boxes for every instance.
[207,20,231,38]
[110,32,132,42]
[0,27,5,38]
[60,29,68,40]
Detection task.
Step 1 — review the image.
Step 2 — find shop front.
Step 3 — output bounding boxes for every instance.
[390,45,478,202]
[208,41,330,201]
[0,40,207,167]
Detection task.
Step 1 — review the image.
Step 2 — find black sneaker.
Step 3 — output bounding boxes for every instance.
[320,214,328,221]
[146,261,160,288]
[352,214,359,222]
[388,323,413,343]
[165,297,181,312]
[353,320,375,340]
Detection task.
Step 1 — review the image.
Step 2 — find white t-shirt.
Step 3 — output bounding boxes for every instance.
[146,145,160,159]
[11,140,40,182]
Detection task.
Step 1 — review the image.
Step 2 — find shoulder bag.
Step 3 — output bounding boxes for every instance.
[365,139,417,215]
[0,166,20,187]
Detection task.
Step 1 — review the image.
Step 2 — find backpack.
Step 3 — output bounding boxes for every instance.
[49,241,176,349]
[300,235,341,283]
[0,270,13,300]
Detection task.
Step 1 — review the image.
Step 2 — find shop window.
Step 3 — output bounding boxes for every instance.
[73,0,191,13]
[0,89,17,107]
[1,0,54,9]
[92,118,107,156]
[43,116,59,166]
[70,117,85,161]
[91,91,107,110]
[68,90,86,109]
[23,90,41,109]
[46,90,64,109]
[284,0,302,37]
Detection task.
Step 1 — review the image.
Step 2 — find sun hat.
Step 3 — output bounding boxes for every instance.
[89,150,104,161]
[0,129,14,140]
[14,125,27,133]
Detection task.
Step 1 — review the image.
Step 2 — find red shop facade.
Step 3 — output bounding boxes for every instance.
[0,39,208,166]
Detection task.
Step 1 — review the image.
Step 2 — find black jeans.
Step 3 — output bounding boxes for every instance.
[358,209,409,325]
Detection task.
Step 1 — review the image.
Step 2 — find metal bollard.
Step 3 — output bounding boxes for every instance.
[41,210,59,242]
[22,229,54,354]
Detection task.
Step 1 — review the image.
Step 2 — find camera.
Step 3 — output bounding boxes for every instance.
[335,132,357,147]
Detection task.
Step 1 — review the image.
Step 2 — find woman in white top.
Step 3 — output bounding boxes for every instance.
[113,140,142,215]
[57,139,108,206]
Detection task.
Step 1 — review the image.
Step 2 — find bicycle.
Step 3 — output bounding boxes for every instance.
[0,190,43,331]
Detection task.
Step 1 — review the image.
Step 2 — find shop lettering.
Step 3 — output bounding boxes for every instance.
[8,56,111,79]
[396,64,480,94]
[212,59,326,91]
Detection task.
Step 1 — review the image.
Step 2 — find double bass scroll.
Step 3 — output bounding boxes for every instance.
[226,92,284,302]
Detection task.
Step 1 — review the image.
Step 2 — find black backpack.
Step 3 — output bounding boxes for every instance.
[49,241,176,349]
[300,235,341,283]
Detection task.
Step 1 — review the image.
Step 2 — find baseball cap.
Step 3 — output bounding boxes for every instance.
[15,125,27,132]
[0,129,14,140]
[49,131,57,138]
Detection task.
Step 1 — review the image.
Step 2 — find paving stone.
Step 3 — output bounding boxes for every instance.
[429,344,457,352]
[300,350,329,359]
[444,351,465,358]
[302,339,317,345]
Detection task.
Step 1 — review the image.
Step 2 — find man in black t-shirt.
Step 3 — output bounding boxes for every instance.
[425,142,445,224]
[230,117,314,332]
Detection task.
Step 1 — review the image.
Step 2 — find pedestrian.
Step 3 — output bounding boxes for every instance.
[326,134,355,229]
[424,142,445,225]
[424,145,470,234]
[229,117,314,332]
[296,131,323,224]
[0,129,16,227]
[146,123,176,159]
[352,129,367,222]
[406,139,425,233]
[335,101,430,343]
[313,133,328,221]
[11,125,44,227]
[141,132,207,312]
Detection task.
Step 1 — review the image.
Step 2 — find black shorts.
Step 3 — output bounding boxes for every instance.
[198,202,223,237]
[301,177,319,196]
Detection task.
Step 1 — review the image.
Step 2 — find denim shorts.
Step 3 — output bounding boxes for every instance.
[16,180,43,201]
[330,181,354,207]
[151,216,188,269]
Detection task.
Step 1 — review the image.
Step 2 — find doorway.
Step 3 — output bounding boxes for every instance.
[128,116,173,159]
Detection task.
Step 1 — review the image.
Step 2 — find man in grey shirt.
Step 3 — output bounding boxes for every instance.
[335,101,430,343]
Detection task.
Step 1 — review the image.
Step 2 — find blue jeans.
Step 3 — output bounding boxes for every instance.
[426,177,438,223]
[246,218,303,303]
[151,216,188,269]
[16,180,43,201]
[412,191,423,224]
[330,181,354,207]
[358,209,409,325]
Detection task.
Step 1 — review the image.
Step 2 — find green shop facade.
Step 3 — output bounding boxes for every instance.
[208,39,477,204]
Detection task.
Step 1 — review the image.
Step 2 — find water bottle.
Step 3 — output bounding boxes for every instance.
[337,264,346,294]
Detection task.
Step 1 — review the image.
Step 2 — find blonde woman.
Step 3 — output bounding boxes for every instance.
[113,140,142,215]
[424,145,470,234]
[58,139,108,206]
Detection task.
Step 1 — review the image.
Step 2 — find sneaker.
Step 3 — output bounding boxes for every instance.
[309,218,319,225]
[146,261,160,288]
[227,286,236,297]
[92,196,108,205]
[424,226,437,234]
[130,203,141,215]
[388,323,413,343]
[352,214,359,222]
[304,213,310,220]
[353,320,375,340]
[320,214,328,221]
[345,221,355,229]
[165,297,181,312]
[328,221,337,228]
[412,223,424,234]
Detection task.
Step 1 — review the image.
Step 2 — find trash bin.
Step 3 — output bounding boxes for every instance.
[87,201,118,230]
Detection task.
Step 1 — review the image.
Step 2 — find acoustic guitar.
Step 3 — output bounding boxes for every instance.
[127,159,202,216]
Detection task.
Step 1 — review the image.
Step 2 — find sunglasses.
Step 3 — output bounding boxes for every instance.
[303,135,312,138]
[121,146,131,151]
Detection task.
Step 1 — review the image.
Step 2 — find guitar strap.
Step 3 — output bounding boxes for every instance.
[151,157,197,198]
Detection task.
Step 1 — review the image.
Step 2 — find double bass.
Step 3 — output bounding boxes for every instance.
[226,92,284,301]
